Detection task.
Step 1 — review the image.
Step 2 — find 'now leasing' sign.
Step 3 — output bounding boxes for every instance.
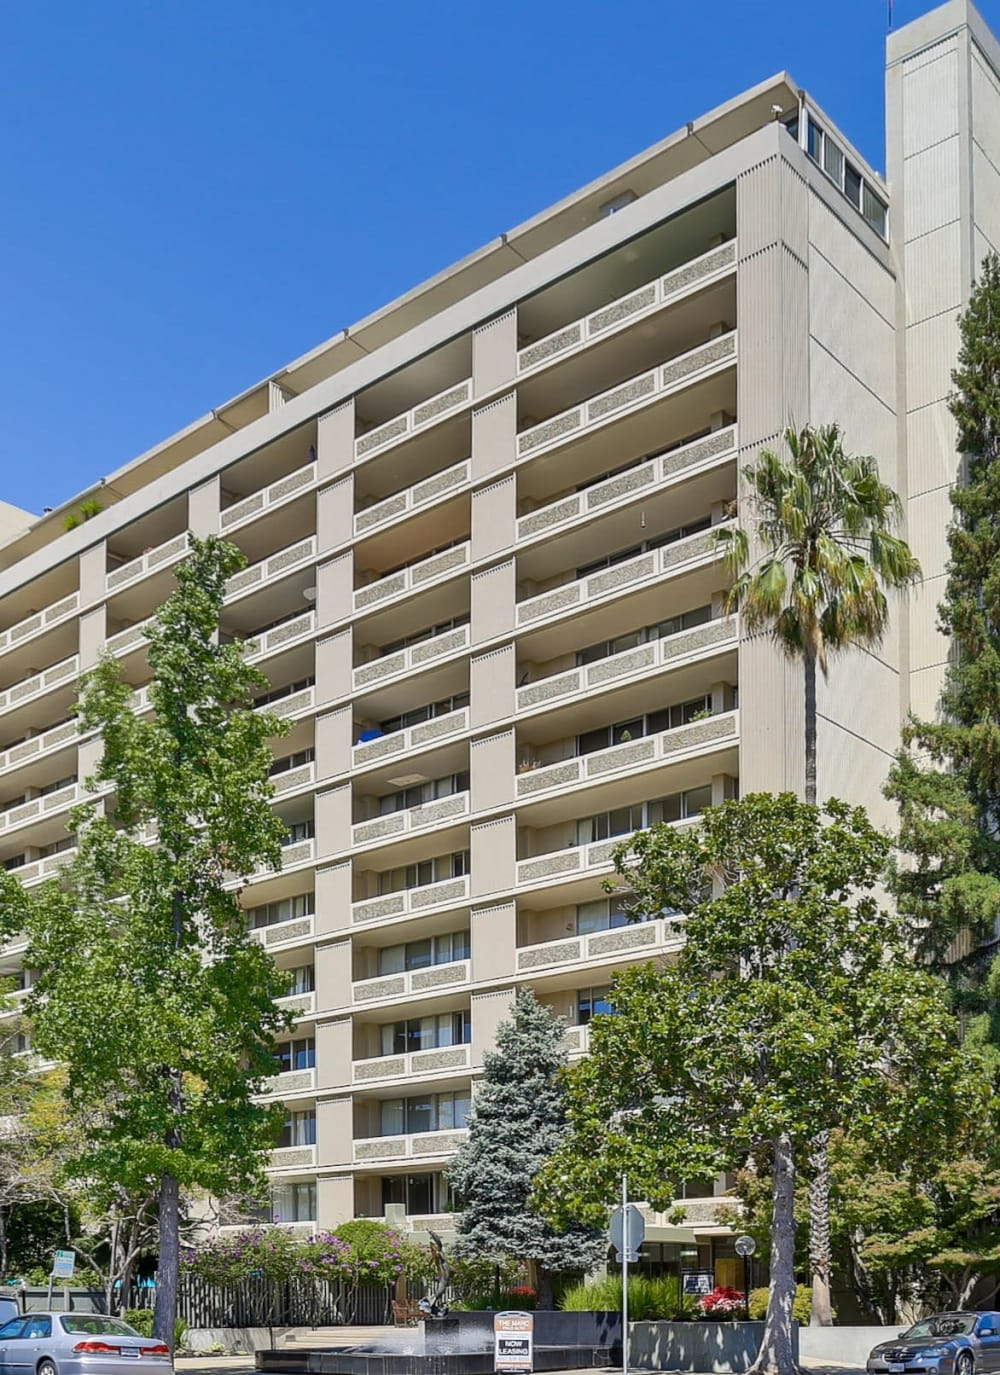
[494,1311,534,1373]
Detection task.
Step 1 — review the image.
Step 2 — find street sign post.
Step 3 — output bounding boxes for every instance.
[494,1311,533,1373]
[52,1252,74,1280]
[610,1183,646,1375]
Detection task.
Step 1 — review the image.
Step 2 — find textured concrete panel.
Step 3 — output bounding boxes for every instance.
[903,137,961,242]
[903,222,963,323]
[973,141,1000,257]
[909,663,949,723]
[902,43,959,156]
[809,251,896,404]
[809,343,897,486]
[907,401,959,499]
[908,575,951,672]
[809,198,895,321]
[972,48,1000,175]
[905,311,961,411]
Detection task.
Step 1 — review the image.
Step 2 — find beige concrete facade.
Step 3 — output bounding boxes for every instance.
[0,2,993,1254]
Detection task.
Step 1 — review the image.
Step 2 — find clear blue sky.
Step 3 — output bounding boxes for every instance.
[1,0,992,515]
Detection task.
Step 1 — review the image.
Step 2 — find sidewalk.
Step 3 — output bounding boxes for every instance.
[176,1353,866,1375]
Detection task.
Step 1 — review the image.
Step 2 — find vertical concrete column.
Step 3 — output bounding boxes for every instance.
[78,543,107,611]
[316,932,353,1010]
[711,773,738,806]
[316,1016,353,1092]
[471,563,515,646]
[470,645,515,730]
[471,901,516,984]
[316,629,353,708]
[316,706,353,780]
[318,475,355,556]
[317,400,356,483]
[316,784,351,863]
[471,474,516,563]
[316,1095,354,1168]
[317,1175,355,1229]
[470,815,515,900]
[472,394,517,484]
[316,861,353,937]
[187,477,220,536]
[471,986,516,1069]
[470,730,515,813]
[316,551,354,630]
[473,309,517,400]
[78,606,107,671]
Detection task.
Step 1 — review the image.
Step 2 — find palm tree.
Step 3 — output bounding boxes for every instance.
[716,421,920,1325]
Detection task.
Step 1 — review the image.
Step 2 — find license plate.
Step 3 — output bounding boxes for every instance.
[888,1364,906,1373]
[119,1349,141,1359]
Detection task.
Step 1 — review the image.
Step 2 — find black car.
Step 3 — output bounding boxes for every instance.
[867,1312,1000,1374]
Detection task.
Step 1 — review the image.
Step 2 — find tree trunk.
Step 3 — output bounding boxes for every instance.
[808,1132,834,1326]
[536,1265,554,1311]
[804,648,817,807]
[153,1168,179,1347]
[749,1132,799,1375]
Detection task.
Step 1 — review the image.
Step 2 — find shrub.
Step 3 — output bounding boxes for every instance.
[174,1317,187,1352]
[332,1219,407,1286]
[748,1284,815,1324]
[560,1274,694,1320]
[124,1309,154,1337]
[698,1285,744,1318]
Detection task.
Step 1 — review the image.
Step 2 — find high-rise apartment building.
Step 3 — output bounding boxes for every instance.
[0,0,997,1278]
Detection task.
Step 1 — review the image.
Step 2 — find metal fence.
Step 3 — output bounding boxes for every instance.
[174,1275,395,1328]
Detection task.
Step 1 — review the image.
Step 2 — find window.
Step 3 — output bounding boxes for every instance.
[39,837,75,858]
[377,930,470,976]
[276,1037,316,1072]
[271,1182,316,1223]
[380,1173,451,1216]
[576,519,711,581]
[3,856,25,872]
[379,1091,471,1136]
[380,1010,471,1057]
[277,1110,316,1148]
[376,851,469,896]
[577,698,711,758]
[379,692,470,737]
[577,986,614,1024]
[379,772,470,816]
[576,802,647,846]
[286,819,315,844]
[649,785,714,823]
[254,676,315,708]
[286,965,315,995]
[381,614,469,657]
[862,184,888,237]
[577,607,712,666]
[271,748,314,776]
[576,897,633,934]
[803,111,888,241]
[247,892,315,929]
[40,775,76,796]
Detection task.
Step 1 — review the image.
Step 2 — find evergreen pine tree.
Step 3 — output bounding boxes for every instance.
[886,251,1000,1034]
[448,988,606,1308]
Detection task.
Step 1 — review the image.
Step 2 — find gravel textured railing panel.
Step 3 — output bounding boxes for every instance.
[278,840,314,867]
[517,408,582,457]
[263,1069,315,1094]
[411,710,469,745]
[355,492,408,533]
[411,544,469,586]
[411,627,467,665]
[411,1046,469,1073]
[411,1130,467,1155]
[411,962,469,991]
[410,793,468,827]
[662,713,737,754]
[272,764,314,795]
[278,992,314,1015]
[353,895,407,924]
[586,739,656,776]
[516,583,580,625]
[354,651,406,687]
[516,670,581,709]
[586,840,619,866]
[518,939,582,971]
[588,282,657,335]
[221,491,265,528]
[588,924,659,957]
[660,425,736,476]
[266,537,315,576]
[587,372,656,422]
[413,380,470,427]
[518,323,583,371]
[588,553,656,597]
[660,530,716,571]
[516,851,581,884]
[516,760,580,797]
[587,645,656,685]
[661,333,736,388]
[354,572,407,609]
[354,1056,407,1082]
[271,466,316,502]
[266,688,314,720]
[352,814,406,846]
[270,1146,315,1168]
[355,1138,407,1161]
[587,463,656,509]
[661,617,736,660]
[353,975,406,1002]
[263,917,312,946]
[353,736,401,766]
[251,613,315,657]
[661,239,736,295]
[517,496,580,539]
[357,415,408,458]
[413,461,469,504]
[411,878,468,910]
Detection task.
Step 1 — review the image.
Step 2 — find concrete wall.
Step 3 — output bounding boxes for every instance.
[630,1319,798,1373]
[798,1326,899,1365]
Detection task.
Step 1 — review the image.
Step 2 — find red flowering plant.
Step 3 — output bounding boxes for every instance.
[698,1285,745,1319]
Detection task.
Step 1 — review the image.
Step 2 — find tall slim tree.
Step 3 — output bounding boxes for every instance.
[24,535,292,1347]
[716,424,920,1323]
[886,253,1000,1025]
[534,794,979,1375]
[448,987,606,1308]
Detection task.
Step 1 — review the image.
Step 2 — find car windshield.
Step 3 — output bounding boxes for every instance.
[59,1317,140,1337]
[904,1315,976,1339]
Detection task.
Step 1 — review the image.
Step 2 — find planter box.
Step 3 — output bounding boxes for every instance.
[424,1311,622,1352]
[630,1320,799,1373]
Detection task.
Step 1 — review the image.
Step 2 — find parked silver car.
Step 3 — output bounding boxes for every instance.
[867,1312,1000,1375]
[0,1313,172,1375]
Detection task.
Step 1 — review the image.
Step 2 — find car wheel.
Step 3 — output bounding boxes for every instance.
[956,1352,975,1375]
[37,1360,57,1375]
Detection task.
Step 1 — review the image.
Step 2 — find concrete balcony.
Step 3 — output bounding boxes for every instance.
[0,656,79,720]
[220,461,318,534]
[516,916,682,975]
[248,611,316,661]
[353,958,472,1007]
[257,685,316,724]
[353,1127,468,1165]
[517,241,738,377]
[271,761,315,798]
[107,618,153,659]
[0,782,83,837]
[269,1144,317,1171]
[352,624,470,694]
[0,719,79,778]
[262,1066,317,1096]
[515,835,619,888]
[353,542,471,616]
[0,593,80,656]
[516,615,738,717]
[516,426,737,545]
[242,837,316,889]
[10,847,78,888]
[516,331,737,464]
[250,910,315,949]
[355,380,472,461]
[106,534,190,596]
[351,791,470,851]
[224,536,316,604]
[516,523,732,631]
[352,708,470,773]
[562,1024,591,1056]
[515,710,739,803]
[352,875,471,928]
[354,460,471,538]
[276,989,316,1019]
[352,1042,472,1086]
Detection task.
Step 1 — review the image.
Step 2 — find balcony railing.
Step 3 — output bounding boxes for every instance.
[355,380,472,461]
[9,846,78,887]
[270,1144,317,1171]
[107,618,153,658]
[352,624,470,693]
[262,1066,317,1096]
[248,611,316,661]
[352,874,471,927]
[0,719,79,777]
[257,685,316,723]
[249,911,315,948]
[354,460,471,537]
[0,782,81,835]
[0,593,80,656]
[562,1024,591,1055]
[352,1042,472,1085]
[517,426,737,543]
[351,791,470,850]
[516,522,731,630]
[220,461,318,533]
[276,990,316,1018]
[516,331,737,463]
[353,542,471,615]
[353,958,472,1006]
[106,534,190,595]
[515,710,739,802]
[224,537,316,602]
[353,1127,469,1164]
[517,240,737,376]
[517,820,698,890]
[0,655,79,718]
[352,707,470,771]
[244,837,316,887]
[516,615,738,715]
[271,761,315,798]
[517,915,682,975]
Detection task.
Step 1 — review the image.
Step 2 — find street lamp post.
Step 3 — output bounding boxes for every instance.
[734,1235,756,1318]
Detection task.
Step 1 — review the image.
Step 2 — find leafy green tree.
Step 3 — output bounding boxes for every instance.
[448,987,606,1309]
[886,253,1000,1022]
[534,795,976,1375]
[23,535,293,1347]
[717,426,920,1324]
